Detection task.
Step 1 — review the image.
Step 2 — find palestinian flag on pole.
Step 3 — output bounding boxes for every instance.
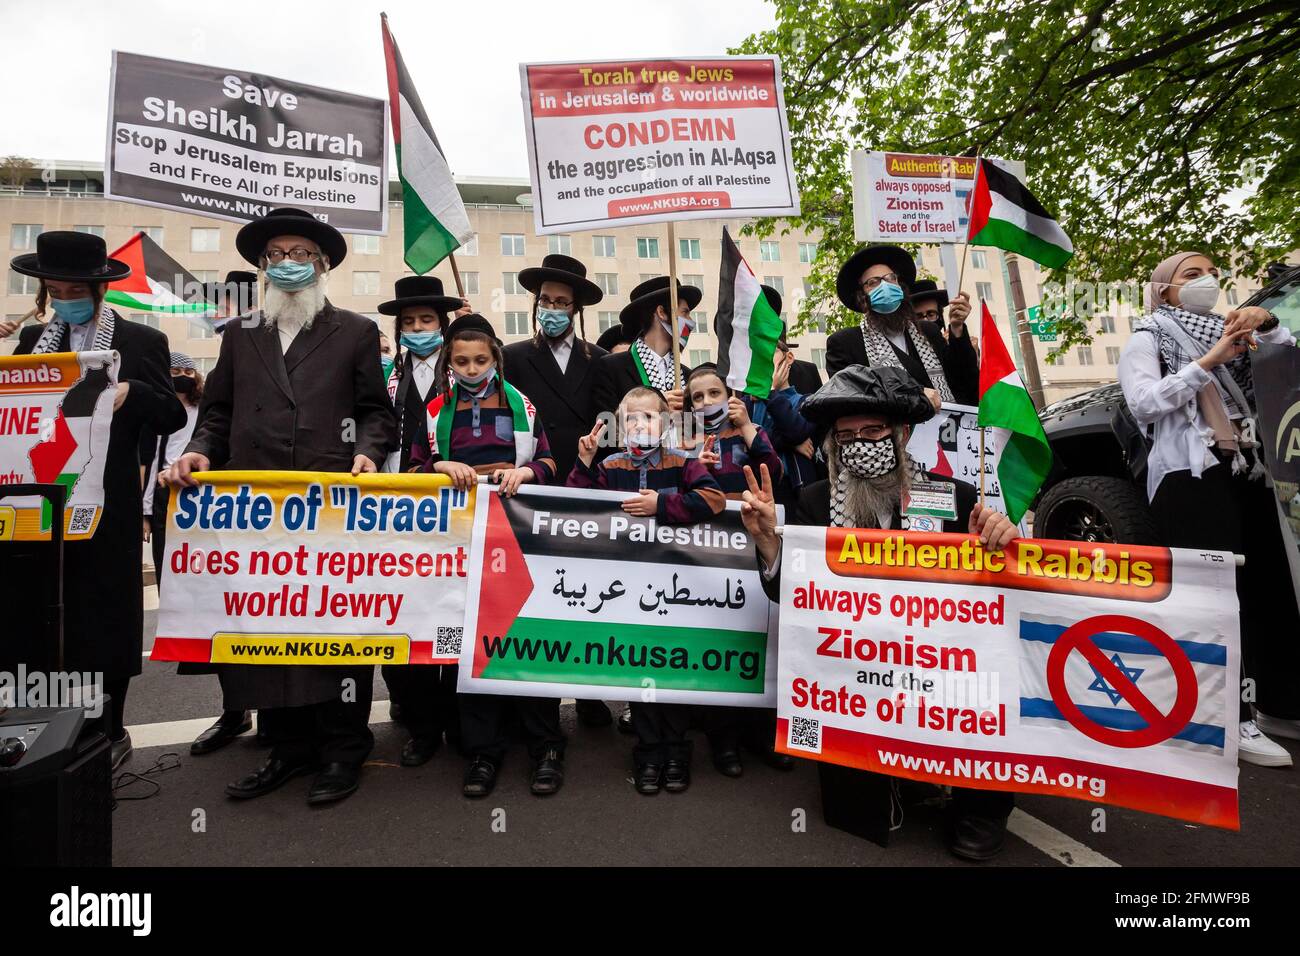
[104,231,215,331]
[977,300,1052,523]
[382,13,473,275]
[714,227,783,398]
[966,159,1073,269]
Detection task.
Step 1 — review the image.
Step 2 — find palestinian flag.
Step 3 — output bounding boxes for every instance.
[714,227,783,398]
[104,231,215,331]
[382,13,474,275]
[966,160,1073,269]
[977,300,1052,523]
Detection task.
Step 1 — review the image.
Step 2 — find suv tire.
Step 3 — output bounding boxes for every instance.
[1033,476,1160,545]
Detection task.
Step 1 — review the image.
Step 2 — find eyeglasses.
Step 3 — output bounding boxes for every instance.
[263,248,321,264]
[858,273,899,292]
[834,425,892,443]
[915,308,942,322]
[537,295,573,309]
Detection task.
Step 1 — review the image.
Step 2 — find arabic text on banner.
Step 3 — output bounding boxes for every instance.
[150,472,473,666]
[519,57,800,234]
[458,484,778,706]
[0,350,119,542]
[776,526,1241,828]
[105,52,389,233]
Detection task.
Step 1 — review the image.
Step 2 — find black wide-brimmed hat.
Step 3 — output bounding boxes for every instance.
[619,275,704,332]
[205,270,259,310]
[908,279,949,312]
[760,283,783,316]
[235,207,348,268]
[595,324,634,352]
[378,275,463,316]
[517,253,604,306]
[446,312,500,345]
[835,244,916,312]
[10,231,131,283]
[800,365,934,426]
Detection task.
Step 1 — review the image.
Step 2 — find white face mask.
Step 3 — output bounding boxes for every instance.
[1174,273,1220,315]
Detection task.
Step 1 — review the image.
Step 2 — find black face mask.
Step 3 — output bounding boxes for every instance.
[173,376,196,395]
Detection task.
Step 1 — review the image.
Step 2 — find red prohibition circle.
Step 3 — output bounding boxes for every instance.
[1044,614,1199,749]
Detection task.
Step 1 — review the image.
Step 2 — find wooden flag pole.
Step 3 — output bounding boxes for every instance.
[447,251,466,300]
[666,220,682,391]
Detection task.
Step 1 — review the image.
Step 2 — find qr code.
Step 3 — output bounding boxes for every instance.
[435,626,463,656]
[788,715,822,753]
[67,506,97,535]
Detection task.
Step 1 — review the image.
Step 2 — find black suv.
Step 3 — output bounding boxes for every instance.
[1031,263,1300,543]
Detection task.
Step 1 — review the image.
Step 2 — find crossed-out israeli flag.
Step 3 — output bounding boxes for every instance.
[1018,615,1228,754]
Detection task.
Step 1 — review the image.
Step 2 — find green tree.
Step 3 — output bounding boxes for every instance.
[734,0,1300,350]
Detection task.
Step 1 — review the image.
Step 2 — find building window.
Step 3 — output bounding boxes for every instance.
[352,271,380,296]
[1226,287,1239,306]
[683,274,704,294]
[637,237,659,259]
[73,225,105,238]
[1105,346,1121,365]
[975,281,994,302]
[971,250,988,270]
[7,271,38,295]
[811,348,827,370]
[502,272,523,295]
[134,226,164,244]
[500,234,525,257]
[504,311,530,336]
[688,349,712,366]
[1098,314,1115,334]
[548,235,572,256]
[597,311,619,332]
[640,273,658,284]
[131,312,160,331]
[763,276,784,296]
[461,271,479,295]
[691,310,709,334]
[191,270,218,285]
[759,240,780,262]
[1046,352,1064,367]
[798,241,818,264]
[1077,347,1094,366]
[592,235,616,258]
[354,235,380,255]
[595,273,618,295]
[190,228,221,253]
[192,322,213,340]
[679,238,701,260]
[10,224,41,250]
[460,235,479,256]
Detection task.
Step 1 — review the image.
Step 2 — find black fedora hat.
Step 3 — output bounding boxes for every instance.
[801,365,934,427]
[378,275,464,316]
[446,312,500,345]
[619,275,703,332]
[517,253,604,306]
[908,279,949,312]
[835,244,916,312]
[235,207,348,268]
[10,231,131,283]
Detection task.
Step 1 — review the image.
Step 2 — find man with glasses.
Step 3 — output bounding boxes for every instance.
[740,365,1019,860]
[166,207,397,807]
[825,245,979,406]
[908,279,973,344]
[504,253,616,729]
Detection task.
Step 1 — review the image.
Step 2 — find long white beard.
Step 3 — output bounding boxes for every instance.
[262,274,328,331]
[825,431,910,527]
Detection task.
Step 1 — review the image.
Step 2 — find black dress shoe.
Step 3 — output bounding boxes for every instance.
[307,762,361,806]
[663,759,691,793]
[463,757,498,798]
[635,763,662,795]
[759,748,796,771]
[530,748,565,796]
[225,757,316,799]
[616,709,634,735]
[400,736,441,767]
[948,813,1008,861]
[191,711,253,756]
[389,701,405,725]
[575,699,613,728]
[713,748,743,778]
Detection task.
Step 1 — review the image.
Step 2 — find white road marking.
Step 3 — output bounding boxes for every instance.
[143,584,159,612]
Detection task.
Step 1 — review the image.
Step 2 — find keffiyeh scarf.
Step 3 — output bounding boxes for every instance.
[860,320,953,402]
[32,304,116,354]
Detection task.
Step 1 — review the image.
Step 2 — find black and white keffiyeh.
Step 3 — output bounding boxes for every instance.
[1133,304,1254,418]
[634,338,675,392]
[31,304,116,355]
[859,321,953,402]
[828,454,925,528]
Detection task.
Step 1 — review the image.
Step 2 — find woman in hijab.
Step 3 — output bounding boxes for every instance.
[1119,251,1300,767]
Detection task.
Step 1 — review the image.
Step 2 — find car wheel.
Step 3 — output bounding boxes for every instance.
[1033,476,1159,545]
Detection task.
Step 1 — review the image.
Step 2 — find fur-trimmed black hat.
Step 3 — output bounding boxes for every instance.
[235,207,347,268]
[800,365,934,426]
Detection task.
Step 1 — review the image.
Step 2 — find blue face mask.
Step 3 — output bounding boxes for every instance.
[401,331,443,357]
[51,297,97,325]
[453,364,496,389]
[265,260,318,291]
[868,281,904,314]
[537,307,571,338]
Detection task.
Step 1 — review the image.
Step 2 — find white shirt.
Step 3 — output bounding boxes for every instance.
[549,330,576,374]
[411,354,438,401]
[647,342,675,385]
[143,405,199,513]
[68,319,96,352]
[1118,322,1295,499]
[883,328,909,353]
[276,313,308,354]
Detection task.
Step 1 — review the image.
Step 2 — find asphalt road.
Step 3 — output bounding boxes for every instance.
[112,608,1300,867]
